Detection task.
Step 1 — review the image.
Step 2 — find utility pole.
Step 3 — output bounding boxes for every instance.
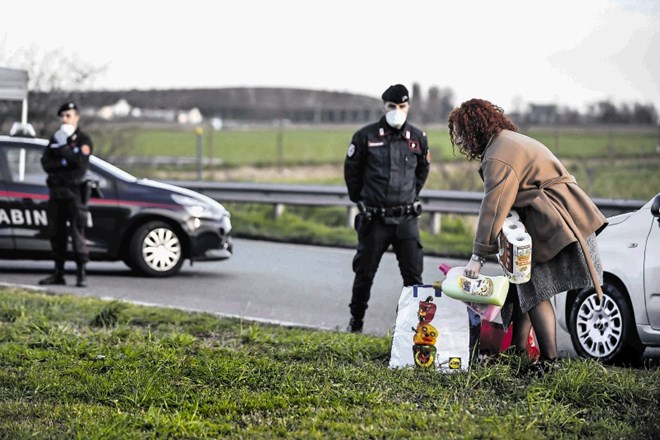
[276,118,284,171]
[195,126,204,181]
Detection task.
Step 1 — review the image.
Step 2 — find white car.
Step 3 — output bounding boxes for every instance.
[553,193,660,364]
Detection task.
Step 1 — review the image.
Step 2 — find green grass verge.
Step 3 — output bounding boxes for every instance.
[1,287,658,439]
[228,204,474,258]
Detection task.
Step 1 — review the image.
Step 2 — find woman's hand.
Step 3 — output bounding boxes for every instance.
[464,259,482,279]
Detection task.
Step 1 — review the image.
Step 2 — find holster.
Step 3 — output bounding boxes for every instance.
[354,212,373,236]
[80,180,103,205]
[80,181,91,205]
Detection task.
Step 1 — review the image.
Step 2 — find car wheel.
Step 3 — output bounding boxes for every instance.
[128,221,184,277]
[568,283,644,365]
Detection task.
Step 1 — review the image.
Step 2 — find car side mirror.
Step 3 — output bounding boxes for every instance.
[651,194,660,227]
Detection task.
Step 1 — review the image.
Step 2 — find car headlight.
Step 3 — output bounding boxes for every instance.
[171,194,225,220]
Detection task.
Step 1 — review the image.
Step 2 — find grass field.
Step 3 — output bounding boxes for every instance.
[95,124,660,166]
[93,124,660,200]
[1,287,659,439]
[90,124,659,255]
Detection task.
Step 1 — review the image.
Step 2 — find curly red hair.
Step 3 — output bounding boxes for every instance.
[448,99,518,161]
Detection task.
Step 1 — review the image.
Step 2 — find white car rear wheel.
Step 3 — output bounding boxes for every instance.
[569,283,644,365]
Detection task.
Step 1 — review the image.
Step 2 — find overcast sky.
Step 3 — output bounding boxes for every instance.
[2,0,659,113]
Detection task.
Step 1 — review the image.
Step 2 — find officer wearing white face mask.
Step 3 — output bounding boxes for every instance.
[39,101,94,288]
[344,84,431,333]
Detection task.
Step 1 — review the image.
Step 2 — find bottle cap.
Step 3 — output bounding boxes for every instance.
[438,263,452,275]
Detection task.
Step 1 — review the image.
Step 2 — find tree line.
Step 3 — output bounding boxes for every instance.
[1,48,658,133]
[408,82,658,126]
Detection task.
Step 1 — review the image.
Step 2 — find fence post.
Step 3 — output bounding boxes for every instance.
[431,212,441,235]
[274,203,285,219]
[195,126,204,181]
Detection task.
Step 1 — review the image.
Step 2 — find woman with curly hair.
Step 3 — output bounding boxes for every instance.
[447,98,608,368]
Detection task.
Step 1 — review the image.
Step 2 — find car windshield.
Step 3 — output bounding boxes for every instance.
[90,156,138,183]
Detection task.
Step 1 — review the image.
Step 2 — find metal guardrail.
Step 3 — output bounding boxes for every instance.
[166,180,647,234]
[109,156,224,167]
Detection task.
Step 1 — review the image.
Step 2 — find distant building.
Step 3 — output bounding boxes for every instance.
[63,87,383,125]
[93,98,203,125]
[98,99,132,120]
[177,107,203,125]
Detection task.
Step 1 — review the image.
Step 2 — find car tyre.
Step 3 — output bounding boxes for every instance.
[568,283,644,365]
[128,221,184,277]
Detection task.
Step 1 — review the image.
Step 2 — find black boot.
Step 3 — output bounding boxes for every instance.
[76,263,87,288]
[347,317,364,333]
[39,262,66,285]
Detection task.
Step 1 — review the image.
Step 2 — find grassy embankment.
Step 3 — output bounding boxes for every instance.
[93,125,660,257]
[1,286,659,439]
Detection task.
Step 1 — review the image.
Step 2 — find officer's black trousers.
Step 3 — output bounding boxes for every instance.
[47,196,89,265]
[350,217,423,320]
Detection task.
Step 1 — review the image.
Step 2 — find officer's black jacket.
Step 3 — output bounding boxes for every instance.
[41,128,93,199]
[344,116,430,207]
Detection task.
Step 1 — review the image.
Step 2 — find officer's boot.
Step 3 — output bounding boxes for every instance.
[75,263,87,288]
[347,316,364,333]
[39,261,66,285]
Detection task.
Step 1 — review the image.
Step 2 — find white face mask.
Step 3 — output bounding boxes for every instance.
[385,109,407,128]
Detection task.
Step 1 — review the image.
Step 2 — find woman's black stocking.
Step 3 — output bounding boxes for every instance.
[510,288,532,351]
[528,299,558,360]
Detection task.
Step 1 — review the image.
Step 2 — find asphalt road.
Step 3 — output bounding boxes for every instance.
[1,238,593,359]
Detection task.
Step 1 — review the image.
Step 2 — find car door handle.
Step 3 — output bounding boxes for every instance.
[627,243,638,248]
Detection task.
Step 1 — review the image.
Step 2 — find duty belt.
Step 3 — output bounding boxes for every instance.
[366,204,417,217]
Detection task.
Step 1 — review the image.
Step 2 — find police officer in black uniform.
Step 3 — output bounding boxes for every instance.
[344,84,431,333]
[39,102,94,287]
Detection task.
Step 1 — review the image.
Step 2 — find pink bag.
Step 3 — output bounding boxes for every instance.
[479,320,540,360]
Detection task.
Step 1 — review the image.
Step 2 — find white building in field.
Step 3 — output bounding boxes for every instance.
[177,108,203,125]
[98,99,132,120]
[95,99,202,125]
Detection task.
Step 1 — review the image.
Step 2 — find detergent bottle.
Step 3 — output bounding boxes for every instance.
[433,263,509,307]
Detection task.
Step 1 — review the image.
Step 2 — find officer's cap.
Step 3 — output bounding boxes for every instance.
[381,84,409,104]
[57,101,78,116]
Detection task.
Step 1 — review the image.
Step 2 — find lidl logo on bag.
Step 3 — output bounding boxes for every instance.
[448,357,462,369]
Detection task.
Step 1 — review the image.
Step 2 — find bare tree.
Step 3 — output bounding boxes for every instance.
[424,86,454,125]
[0,44,106,135]
[411,82,424,123]
[0,46,137,160]
[90,125,138,161]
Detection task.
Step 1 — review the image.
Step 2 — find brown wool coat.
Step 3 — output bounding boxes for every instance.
[473,130,608,269]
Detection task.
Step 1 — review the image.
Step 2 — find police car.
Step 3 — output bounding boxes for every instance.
[0,125,233,277]
[552,193,660,364]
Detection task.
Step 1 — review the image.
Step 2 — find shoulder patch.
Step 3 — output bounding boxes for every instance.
[346,143,356,158]
[81,144,91,156]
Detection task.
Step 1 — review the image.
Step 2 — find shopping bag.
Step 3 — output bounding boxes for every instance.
[389,285,471,372]
[479,320,540,360]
